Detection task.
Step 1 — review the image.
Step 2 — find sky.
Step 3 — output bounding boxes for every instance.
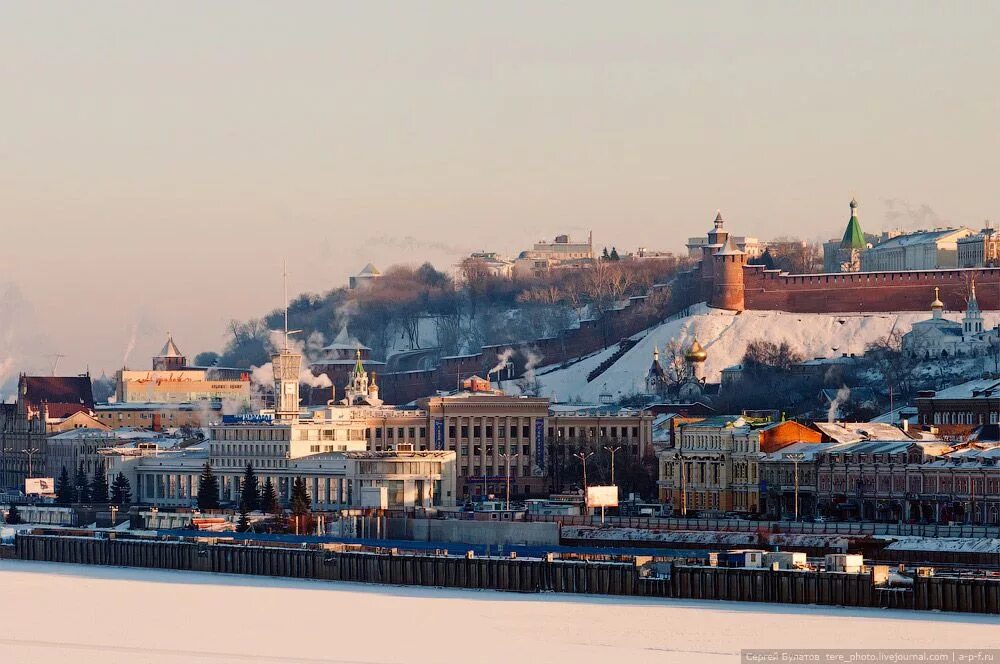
[1,2,998,384]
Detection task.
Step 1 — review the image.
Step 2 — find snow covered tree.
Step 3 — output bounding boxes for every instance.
[197,464,220,510]
[56,466,75,505]
[239,463,259,513]
[110,472,132,505]
[90,461,110,504]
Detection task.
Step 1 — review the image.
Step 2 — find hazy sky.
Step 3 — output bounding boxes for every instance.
[1,2,998,383]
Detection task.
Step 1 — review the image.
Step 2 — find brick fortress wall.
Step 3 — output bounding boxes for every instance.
[739,264,999,313]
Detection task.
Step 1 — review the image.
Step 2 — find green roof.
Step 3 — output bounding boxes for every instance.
[840,214,866,249]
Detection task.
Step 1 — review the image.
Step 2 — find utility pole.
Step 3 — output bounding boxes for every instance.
[22,448,38,480]
[500,453,519,511]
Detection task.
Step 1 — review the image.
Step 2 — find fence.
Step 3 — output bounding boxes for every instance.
[530,514,1000,538]
[9,533,999,614]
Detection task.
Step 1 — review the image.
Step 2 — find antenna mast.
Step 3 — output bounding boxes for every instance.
[283,259,289,351]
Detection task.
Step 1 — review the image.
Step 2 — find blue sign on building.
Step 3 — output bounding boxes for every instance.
[535,418,545,467]
[222,413,273,425]
[433,419,445,450]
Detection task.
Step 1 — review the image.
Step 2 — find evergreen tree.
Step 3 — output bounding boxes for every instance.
[601,247,610,260]
[235,506,251,533]
[110,472,132,505]
[90,461,110,504]
[239,463,259,513]
[74,462,91,503]
[290,477,311,516]
[6,504,21,525]
[197,463,220,510]
[259,477,278,513]
[56,466,76,505]
[610,247,620,261]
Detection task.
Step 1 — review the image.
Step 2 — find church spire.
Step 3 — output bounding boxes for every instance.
[840,198,866,249]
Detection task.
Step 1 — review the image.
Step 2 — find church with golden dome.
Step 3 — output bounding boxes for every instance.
[646,337,713,401]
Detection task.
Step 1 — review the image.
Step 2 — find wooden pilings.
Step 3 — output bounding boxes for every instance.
[9,535,998,614]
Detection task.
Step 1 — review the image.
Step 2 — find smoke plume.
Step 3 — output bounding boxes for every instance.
[827,385,851,423]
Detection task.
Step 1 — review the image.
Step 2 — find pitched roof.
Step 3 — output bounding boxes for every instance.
[357,263,381,277]
[840,213,866,249]
[158,335,183,358]
[21,375,95,409]
[715,235,745,256]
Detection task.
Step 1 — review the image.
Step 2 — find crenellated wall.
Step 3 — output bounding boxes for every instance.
[741,264,998,313]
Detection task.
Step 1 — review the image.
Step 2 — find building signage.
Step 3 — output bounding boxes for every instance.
[222,413,273,425]
[586,485,619,508]
[535,418,545,467]
[433,419,444,450]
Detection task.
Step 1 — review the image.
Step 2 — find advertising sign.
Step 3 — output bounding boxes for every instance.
[25,477,56,496]
[222,413,273,425]
[586,485,619,508]
[534,418,545,467]
[433,419,445,450]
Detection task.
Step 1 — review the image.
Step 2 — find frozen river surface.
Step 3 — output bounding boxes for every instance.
[1,560,997,664]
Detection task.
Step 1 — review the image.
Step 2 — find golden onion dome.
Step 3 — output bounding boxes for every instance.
[930,287,944,309]
[685,338,708,362]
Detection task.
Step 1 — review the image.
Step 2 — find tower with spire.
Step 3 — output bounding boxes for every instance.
[964,280,984,338]
[835,198,867,273]
[272,263,302,423]
[341,349,383,406]
[152,333,186,371]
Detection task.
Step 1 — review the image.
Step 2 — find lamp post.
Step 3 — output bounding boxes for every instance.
[110,504,118,527]
[783,452,806,521]
[603,445,622,485]
[22,448,39,479]
[499,453,519,512]
[572,451,595,516]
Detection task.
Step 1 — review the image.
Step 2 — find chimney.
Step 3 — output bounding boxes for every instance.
[900,418,909,433]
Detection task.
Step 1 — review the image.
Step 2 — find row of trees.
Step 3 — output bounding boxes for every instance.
[55,462,131,505]
[196,464,311,533]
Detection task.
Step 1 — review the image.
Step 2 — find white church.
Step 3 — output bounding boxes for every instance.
[902,283,995,359]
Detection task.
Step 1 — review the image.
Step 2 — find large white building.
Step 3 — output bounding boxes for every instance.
[860,227,975,271]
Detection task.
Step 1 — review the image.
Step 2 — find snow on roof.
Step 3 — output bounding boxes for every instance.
[158,335,183,358]
[813,421,913,443]
[867,227,973,250]
[927,377,1000,400]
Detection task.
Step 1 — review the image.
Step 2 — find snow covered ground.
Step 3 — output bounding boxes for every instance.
[2,560,997,664]
[515,304,1000,402]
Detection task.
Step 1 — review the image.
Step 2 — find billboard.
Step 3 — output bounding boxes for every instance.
[25,477,56,496]
[586,485,619,508]
[433,419,445,450]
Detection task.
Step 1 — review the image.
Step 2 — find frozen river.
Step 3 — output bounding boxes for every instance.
[1,560,996,663]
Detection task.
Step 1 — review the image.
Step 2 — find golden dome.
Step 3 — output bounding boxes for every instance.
[930,287,944,309]
[684,338,707,362]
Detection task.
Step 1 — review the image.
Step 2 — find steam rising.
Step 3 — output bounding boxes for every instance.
[249,329,334,390]
[827,385,851,423]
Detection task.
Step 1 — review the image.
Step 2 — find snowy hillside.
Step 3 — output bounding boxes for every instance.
[506,304,1000,403]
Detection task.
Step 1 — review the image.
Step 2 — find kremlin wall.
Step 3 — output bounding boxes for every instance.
[373,204,988,404]
[697,208,994,313]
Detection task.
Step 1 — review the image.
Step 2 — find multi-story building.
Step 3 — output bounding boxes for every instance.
[0,374,104,489]
[512,234,594,278]
[94,401,222,430]
[657,416,821,514]
[902,285,994,360]
[915,377,1000,436]
[957,227,1000,268]
[116,335,251,405]
[859,227,975,272]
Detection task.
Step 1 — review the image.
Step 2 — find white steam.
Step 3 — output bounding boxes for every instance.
[489,348,514,378]
[827,385,851,423]
[250,330,334,391]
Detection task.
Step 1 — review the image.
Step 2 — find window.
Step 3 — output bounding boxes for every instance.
[449,425,456,438]
[473,426,481,438]
[522,425,530,438]
[485,425,493,438]
[461,426,469,438]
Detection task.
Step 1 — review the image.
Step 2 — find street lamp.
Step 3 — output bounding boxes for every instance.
[110,505,119,527]
[499,453,519,512]
[603,445,622,485]
[572,451,595,515]
[783,452,806,521]
[21,448,39,479]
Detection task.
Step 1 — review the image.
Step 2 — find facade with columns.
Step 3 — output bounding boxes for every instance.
[902,284,994,360]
